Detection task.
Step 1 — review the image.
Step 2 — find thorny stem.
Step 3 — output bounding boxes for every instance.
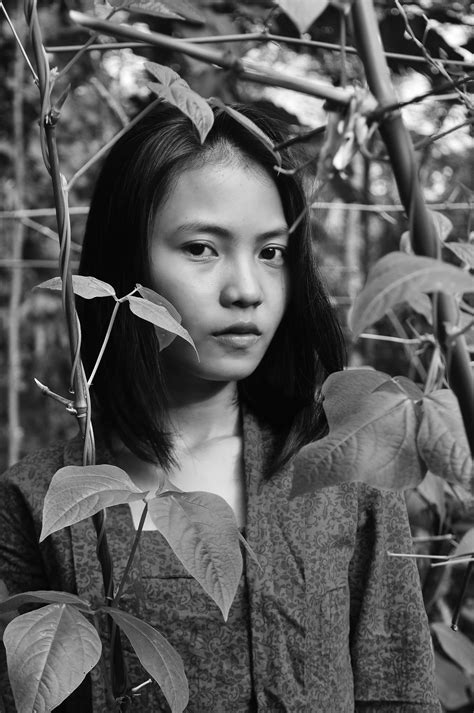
[1,2,38,82]
[88,300,121,387]
[112,502,148,607]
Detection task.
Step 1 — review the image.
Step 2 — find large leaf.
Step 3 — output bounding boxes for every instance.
[417,389,473,489]
[445,241,474,269]
[134,286,183,351]
[290,369,424,496]
[349,252,474,337]
[36,275,116,299]
[145,62,214,143]
[0,590,92,614]
[4,604,101,713]
[277,0,329,33]
[148,491,242,620]
[40,465,146,541]
[127,295,198,357]
[110,0,204,23]
[416,472,446,526]
[432,623,474,675]
[434,652,472,710]
[107,608,188,713]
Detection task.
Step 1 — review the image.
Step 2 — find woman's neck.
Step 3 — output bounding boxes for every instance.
[165,376,241,449]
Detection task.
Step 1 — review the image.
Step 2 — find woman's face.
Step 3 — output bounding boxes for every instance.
[149,159,290,384]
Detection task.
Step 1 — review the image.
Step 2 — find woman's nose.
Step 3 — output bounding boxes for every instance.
[220,258,263,308]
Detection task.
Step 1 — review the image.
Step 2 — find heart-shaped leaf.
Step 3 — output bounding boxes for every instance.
[4,604,101,713]
[291,369,424,496]
[416,472,446,526]
[431,211,453,243]
[145,61,213,143]
[417,389,473,489]
[135,286,182,350]
[445,242,474,269]
[432,623,474,675]
[452,527,474,559]
[36,275,116,299]
[110,0,204,23]
[0,590,92,614]
[148,491,242,620]
[349,252,474,336]
[40,465,146,541]
[277,0,330,33]
[107,608,188,713]
[127,295,198,356]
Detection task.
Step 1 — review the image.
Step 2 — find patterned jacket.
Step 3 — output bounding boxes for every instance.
[0,407,441,712]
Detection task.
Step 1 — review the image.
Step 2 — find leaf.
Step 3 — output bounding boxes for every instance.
[431,211,453,243]
[135,286,182,350]
[349,252,474,337]
[453,527,474,559]
[127,295,198,357]
[4,604,101,713]
[290,369,425,496]
[416,472,446,526]
[40,465,146,541]
[445,242,474,269]
[277,0,330,33]
[0,590,92,614]
[148,491,242,620]
[145,61,213,143]
[417,389,473,489]
[432,623,474,675]
[110,0,204,23]
[406,291,433,324]
[36,275,116,299]
[209,98,281,166]
[107,608,188,713]
[434,652,472,710]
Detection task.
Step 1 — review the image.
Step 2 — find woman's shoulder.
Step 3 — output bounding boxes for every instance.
[0,433,83,495]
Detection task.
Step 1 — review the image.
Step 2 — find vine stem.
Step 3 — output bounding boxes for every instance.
[1,2,38,82]
[112,502,148,607]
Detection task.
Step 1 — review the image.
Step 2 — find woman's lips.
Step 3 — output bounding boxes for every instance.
[212,333,261,349]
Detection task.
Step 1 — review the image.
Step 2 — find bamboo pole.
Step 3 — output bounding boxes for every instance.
[351,0,474,457]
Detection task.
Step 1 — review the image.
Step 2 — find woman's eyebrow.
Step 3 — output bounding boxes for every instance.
[172,221,289,241]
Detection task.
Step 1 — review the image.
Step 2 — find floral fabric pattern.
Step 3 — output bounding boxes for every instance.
[0,407,441,712]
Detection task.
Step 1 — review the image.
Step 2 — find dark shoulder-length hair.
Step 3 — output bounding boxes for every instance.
[78,101,346,474]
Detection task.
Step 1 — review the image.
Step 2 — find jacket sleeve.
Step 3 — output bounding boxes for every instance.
[348,484,441,713]
[0,467,50,713]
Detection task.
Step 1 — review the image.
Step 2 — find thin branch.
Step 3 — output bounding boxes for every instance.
[87,300,120,387]
[68,11,353,107]
[67,97,162,191]
[44,35,474,68]
[58,7,117,79]
[90,76,128,127]
[20,216,82,251]
[0,2,38,83]
[414,117,474,151]
[359,333,422,344]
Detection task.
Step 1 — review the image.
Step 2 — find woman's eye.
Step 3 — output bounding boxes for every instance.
[260,246,287,265]
[183,243,216,258]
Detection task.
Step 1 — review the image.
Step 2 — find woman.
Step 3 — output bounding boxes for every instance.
[0,103,440,711]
